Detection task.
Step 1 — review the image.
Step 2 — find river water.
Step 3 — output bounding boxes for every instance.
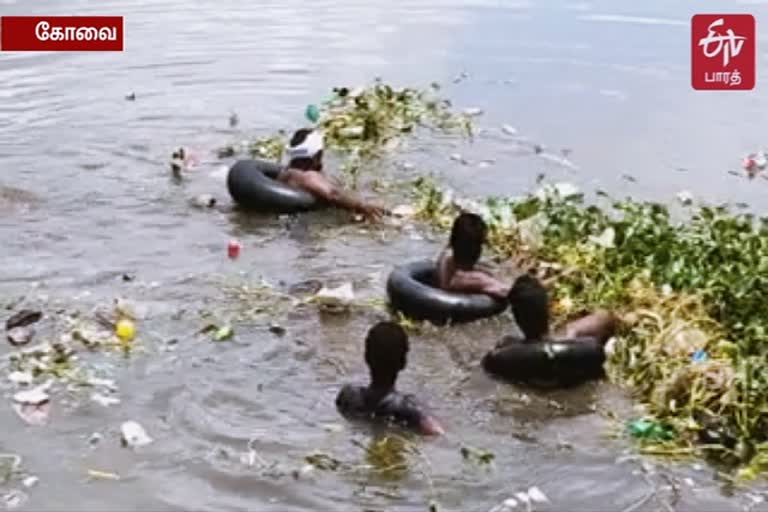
[1,0,768,511]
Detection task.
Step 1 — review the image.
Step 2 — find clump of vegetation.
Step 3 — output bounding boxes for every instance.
[217,133,286,161]
[317,80,472,159]
[217,81,473,185]
[410,177,768,477]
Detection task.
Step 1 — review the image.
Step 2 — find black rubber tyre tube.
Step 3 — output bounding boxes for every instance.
[386,259,508,325]
[482,336,606,388]
[227,159,323,213]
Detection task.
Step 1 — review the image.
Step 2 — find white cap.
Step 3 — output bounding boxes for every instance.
[286,130,324,160]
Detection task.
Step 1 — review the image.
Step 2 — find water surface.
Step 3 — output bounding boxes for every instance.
[1,1,768,510]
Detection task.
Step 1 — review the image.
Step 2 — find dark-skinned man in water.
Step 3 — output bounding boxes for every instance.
[482,273,619,386]
[278,128,389,222]
[336,321,445,436]
[437,212,510,299]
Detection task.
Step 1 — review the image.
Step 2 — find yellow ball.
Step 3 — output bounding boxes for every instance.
[115,319,136,342]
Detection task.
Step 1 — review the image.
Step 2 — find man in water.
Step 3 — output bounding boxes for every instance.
[481,273,618,385]
[335,321,445,436]
[503,273,618,345]
[436,213,510,299]
[278,128,389,222]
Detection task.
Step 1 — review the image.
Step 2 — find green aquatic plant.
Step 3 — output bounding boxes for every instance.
[317,80,472,161]
[216,132,287,161]
[217,81,473,185]
[409,177,768,476]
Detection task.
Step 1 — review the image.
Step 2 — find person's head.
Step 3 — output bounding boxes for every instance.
[508,273,550,340]
[449,213,487,269]
[287,128,324,171]
[364,321,409,387]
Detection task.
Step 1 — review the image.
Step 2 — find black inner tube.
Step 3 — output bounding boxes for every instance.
[226,159,322,213]
[482,336,606,388]
[386,260,508,325]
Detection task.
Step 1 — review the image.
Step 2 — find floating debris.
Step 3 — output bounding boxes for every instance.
[627,418,675,441]
[527,487,549,504]
[228,240,241,260]
[311,283,355,312]
[460,445,495,465]
[91,393,121,407]
[391,205,417,218]
[588,227,615,249]
[7,372,32,386]
[213,326,234,341]
[12,380,51,424]
[478,160,495,169]
[12,402,50,427]
[676,190,693,205]
[449,153,468,165]
[21,476,38,489]
[86,377,118,392]
[190,194,217,209]
[452,71,469,84]
[115,319,136,343]
[742,151,767,179]
[13,381,52,406]
[2,490,27,509]
[86,469,120,481]
[5,310,42,330]
[120,421,153,448]
[200,324,235,342]
[463,107,483,117]
[501,124,518,136]
[305,104,321,123]
[7,327,33,347]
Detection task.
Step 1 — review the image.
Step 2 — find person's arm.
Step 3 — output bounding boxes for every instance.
[560,310,618,346]
[449,270,509,300]
[296,171,388,221]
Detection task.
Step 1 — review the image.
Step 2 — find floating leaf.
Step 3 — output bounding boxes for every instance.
[213,326,234,341]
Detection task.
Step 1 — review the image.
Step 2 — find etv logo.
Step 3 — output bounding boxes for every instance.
[692,14,755,90]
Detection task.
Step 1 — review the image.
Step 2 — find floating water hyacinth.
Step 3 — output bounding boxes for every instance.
[408,176,768,475]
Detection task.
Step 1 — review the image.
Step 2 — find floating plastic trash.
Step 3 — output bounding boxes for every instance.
[463,107,483,117]
[501,124,518,135]
[305,104,321,123]
[676,190,693,205]
[628,418,675,441]
[115,319,136,342]
[228,240,241,260]
[312,283,355,308]
[5,310,42,330]
[7,326,33,346]
[120,421,153,448]
[692,349,708,363]
[91,393,121,407]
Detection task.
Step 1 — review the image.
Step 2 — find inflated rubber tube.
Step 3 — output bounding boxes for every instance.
[386,259,508,325]
[482,336,606,388]
[227,159,322,213]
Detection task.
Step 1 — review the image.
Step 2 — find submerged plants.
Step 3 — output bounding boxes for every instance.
[410,177,768,477]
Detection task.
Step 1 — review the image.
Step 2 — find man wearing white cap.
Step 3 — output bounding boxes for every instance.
[278,128,388,221]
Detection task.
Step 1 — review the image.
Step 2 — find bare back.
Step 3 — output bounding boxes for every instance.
[436,248,509,299]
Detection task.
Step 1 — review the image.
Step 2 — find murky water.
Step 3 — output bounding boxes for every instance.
[2,0,768,510]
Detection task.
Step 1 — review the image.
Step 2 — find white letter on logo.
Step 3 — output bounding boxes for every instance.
[35,21,50,41]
